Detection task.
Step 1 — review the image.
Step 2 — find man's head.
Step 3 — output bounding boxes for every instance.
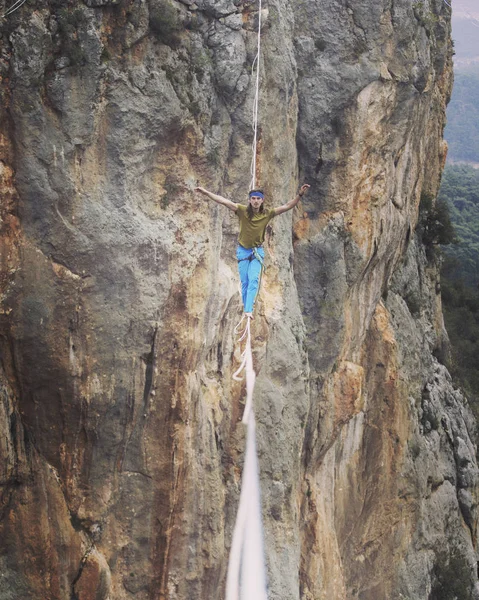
[248,189,265,214]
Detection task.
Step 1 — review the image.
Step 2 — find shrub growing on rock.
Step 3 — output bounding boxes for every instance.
[149,0,182,47]
[418,192,457,248]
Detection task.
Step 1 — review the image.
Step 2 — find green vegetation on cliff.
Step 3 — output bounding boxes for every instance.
[438,164,479,399]
[441,267,479,397]
[438,164,479,286]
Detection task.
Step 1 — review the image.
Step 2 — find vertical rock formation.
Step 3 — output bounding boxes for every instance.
[0,0,476,599]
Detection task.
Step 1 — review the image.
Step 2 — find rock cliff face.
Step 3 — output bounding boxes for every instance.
[0,0,477,599]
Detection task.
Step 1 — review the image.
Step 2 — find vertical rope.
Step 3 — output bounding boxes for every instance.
[226,3,267,598]
[250,0,263,191]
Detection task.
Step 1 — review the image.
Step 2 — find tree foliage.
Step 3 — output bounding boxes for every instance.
[418,193,457,248]
[441,267,479,401]
[438,164,479,286]
[438,164,479,405]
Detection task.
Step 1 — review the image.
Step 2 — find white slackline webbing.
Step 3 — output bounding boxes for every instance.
[226,318,268,600]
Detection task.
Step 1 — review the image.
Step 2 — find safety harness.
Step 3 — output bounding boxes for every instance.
[237,246,264,267]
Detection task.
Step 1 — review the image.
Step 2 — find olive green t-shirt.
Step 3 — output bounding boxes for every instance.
[236,204,276,248]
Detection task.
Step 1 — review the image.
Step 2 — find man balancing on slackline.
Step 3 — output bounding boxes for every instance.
[195,184,310,318]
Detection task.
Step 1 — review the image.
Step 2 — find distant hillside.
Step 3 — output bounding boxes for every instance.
[438,164,479,397]
[439,164,479,286]
[445,66,479,163]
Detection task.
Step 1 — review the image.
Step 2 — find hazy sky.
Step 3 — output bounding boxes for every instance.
[451,5,479,65]
[452,0,479,18]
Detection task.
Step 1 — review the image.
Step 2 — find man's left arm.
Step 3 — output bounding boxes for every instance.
[274,184,310,216]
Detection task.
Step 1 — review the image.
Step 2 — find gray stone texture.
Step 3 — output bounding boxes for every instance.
[0,0,476,599]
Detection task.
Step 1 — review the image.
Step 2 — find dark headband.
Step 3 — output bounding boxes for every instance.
[249,191,264,199]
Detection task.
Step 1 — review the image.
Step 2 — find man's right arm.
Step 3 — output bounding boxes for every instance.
[195,187,238,212]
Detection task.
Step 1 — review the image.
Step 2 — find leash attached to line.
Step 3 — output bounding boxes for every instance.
[232,317,256,425]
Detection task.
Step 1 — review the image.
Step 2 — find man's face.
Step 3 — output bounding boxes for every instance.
[249,195,264,210]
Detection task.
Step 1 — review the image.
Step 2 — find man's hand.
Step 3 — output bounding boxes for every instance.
[274,183,311,216]
[299,184,310,197]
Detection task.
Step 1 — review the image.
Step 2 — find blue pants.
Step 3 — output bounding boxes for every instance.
[236,245,264,313]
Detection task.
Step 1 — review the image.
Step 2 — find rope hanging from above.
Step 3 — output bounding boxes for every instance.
[250,0,263,191]
[226,4,268,598]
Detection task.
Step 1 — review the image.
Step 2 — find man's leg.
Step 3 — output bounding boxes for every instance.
[237,258,250,310]
[236,246,252,310]
[245,257,263,313]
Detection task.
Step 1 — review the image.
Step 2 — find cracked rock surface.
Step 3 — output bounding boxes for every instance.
[0,0,477,599]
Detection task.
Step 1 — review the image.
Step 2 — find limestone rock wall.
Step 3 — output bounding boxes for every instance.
[0,1,477,599]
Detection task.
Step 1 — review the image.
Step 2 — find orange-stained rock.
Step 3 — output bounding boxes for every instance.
[74,549,111,600]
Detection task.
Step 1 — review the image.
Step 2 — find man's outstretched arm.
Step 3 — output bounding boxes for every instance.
[195,186,238,212]
[274,184,310,216]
